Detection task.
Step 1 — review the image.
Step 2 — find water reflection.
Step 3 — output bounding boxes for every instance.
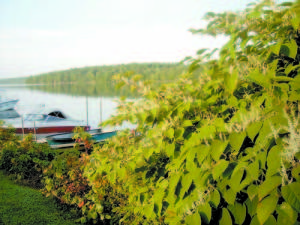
[24,82,138,97]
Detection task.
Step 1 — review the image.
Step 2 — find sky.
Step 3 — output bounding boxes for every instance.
[0,0,261,79]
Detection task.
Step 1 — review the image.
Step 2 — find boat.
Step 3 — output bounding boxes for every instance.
[0,97,19,111]
[46,129,117,149]
[0,109,20,119]
[4,109,90,140]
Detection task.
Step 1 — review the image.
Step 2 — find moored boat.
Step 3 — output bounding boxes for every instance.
[46,129,117,149]
[4,109,90,140]
[0,97,19,111]
[0,109,20,119]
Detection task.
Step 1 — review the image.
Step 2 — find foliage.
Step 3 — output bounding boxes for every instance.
[41,130,129,224]
[80,0,300,224]
[42,150,90,208]
[0,125,55,187]
[25,82,139,98]
[2,1,300,224]
[25,63,187,85]
[0,77,26,84]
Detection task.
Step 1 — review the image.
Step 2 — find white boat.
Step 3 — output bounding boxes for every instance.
[0,97,19,111]
[4,109,90,140]
[0,109,20,119]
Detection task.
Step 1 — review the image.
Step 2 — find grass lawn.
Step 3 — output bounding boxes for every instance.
[0,170,79,225]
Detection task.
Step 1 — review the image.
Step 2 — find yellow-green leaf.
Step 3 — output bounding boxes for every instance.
[219,208,232,225]
[277,202,297,224]
[185,211,201,225]
[257,195,278,225]
[281,182,300,213]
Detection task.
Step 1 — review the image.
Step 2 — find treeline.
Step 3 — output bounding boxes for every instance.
[26,82,139,97]
[0,77,26,85]
[26,63,187,84]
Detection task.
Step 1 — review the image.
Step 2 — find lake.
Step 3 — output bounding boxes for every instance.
[0,84,136,130]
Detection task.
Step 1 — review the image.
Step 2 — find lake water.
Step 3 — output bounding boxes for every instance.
[1,84,134,130]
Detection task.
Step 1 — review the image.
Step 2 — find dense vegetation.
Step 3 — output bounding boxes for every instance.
[80,0,300,224]
[0,77,26,85]
[1,0,300,224]
[25,82,139,97]
[25,63,187,85]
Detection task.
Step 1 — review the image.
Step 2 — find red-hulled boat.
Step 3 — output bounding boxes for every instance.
[4,109,90,140]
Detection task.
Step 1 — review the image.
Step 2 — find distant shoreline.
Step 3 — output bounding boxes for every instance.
[0,83,46,87]
[0,82,77,87]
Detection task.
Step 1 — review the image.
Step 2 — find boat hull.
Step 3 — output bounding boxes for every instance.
[0,99,19,111]
[46,130,117,149]
[47,129,102,142]
[15,125,89,135]
[0,109,20,119]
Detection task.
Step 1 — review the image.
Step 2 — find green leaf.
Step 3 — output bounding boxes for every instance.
[185,211,201,225]
[229,132,246,152]
[198,202,211,224]
[270,40,283,55]
[280,40,298,59]
[257,195,278,225]
[219,208,232,225]
[247,184,258,201]
[281,182,300,213]
[249,215,260,225]
[209,189,220,208]
[263,215,277,225]
[292,164,300,181]
[211,140,228,161]
[165,143,175,158]
[228,203,246,225]
[246,121,263,141]
[284,64,300,76]
[198,124,216,139]
[165,128,174,139]
[277,202,297,224]
[245,196,259,217]
[168,173,181,197]
[289,91,300,102]
[181,173,193,198]
[291,13,300,31]
[212,159,229,180]
[258,176,281,201]
[225,68,239,94]
[223,188,237,205]
[80,217,87,223]
[266,145,282,177]
[246,68,270,89]
[105,214,111,219]
[196,145,210,164]
[182,120,193,127]
[174,128,184,139]
[197,48,208,55]
[230,168,244,192]
[248,160,260,181]
[186,149,197,172]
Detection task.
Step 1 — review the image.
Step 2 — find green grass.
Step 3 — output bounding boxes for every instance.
[0,170,79,225]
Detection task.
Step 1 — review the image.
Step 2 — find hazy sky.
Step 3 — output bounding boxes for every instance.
[0,0,260,79]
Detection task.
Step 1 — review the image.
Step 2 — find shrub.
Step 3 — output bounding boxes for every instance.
[82,0,300,224]
[0,129,55,187]
[42,150,90,205]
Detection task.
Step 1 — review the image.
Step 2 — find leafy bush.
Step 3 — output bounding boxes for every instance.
[80,0,300,224]
[0,128,55,187]
[42,150,90,204]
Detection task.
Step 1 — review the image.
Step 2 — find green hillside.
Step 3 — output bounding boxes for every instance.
[0,77,26,85]
[26,63,187,84]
